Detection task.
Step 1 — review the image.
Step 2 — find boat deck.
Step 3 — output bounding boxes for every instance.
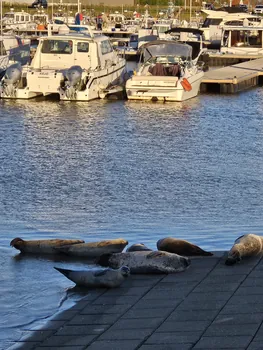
[6,251,263,350]
[201,57,263,93]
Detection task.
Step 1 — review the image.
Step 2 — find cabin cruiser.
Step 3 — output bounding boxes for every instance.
[220,26,263,55]
[0,27,126,101]
[0,35,30,77]
[125,40,204,102]
[201,9,263,44]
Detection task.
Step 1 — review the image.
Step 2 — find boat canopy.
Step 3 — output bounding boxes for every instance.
[140,40,193,62]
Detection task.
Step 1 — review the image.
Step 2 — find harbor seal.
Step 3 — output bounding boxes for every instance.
[126,243,152,252]
[10,238,84,254]
[54,265,130,288]
[55,238,128,258]
[97,250,190,274]
[225,234,263,265]
[157,237,213,256]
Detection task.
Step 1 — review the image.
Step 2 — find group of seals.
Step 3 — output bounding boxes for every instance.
[54,266,130,288]
[11,234,260,289]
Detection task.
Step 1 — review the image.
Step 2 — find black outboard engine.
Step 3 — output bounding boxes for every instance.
[1,63,22,97]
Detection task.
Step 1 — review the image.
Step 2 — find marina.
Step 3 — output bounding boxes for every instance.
[1,2,263,349]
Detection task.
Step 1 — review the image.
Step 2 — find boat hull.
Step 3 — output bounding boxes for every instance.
[126,71,204,102]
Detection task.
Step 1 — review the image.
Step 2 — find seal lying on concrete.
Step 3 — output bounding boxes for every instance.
[10,238,84,254]
[54,265,130,288]
[55,238,128,258]
[97,250,190,274]
[157,237,213,256]
[225,234,263,265]
[126,243,152,252]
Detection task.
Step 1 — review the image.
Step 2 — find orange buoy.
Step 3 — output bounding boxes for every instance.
[180,78,192,92]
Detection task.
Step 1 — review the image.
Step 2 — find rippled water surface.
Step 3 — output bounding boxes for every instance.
[1,90,263,348]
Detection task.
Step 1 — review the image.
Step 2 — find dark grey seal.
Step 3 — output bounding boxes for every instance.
[54,266,130,288]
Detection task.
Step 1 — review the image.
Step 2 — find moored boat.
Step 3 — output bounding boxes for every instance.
[125,40,204,102]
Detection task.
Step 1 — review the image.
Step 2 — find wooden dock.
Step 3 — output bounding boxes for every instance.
[201,57,263,94]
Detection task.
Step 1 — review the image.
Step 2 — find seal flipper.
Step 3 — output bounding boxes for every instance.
[54,267,72,278]
[96,253,112,267]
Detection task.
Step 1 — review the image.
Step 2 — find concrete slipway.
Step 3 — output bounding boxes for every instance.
[6,251,263,350]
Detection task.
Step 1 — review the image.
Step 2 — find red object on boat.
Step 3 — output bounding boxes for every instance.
[180,78,192,91]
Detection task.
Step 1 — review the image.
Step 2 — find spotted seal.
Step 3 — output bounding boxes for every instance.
[126,243,152,252]
[225,234,263,265]
[55,238,128,258]
[10,238,84,254]
[157,237,213,256]
[97,250,190,274]
[54,266,130,288]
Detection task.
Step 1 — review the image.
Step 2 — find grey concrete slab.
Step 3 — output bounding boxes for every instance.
[167,309,219,321]
[192,283,239,293]
[80,304,131,314]
[200,275,246,284]
[235,286,263,295]
[54,324,110,336]
[22,320,66,331]
[66,300,91,310]
[87,340,142,350]
[221,303,263,314]
[193,336,252,349]
[154,282,197,290]
[109,317,163,330]
[203,323,259,336]
[91,295,141,305]
[132,298,182,309]
[19,330,55,342]
[139,345,193,350]
[247,341,263,350]
[227,294,263,304]
[37,334,97,347]
[161,274,207,283]
[123,307,172,319]
[103,286,151,296]
[34,347,85,350]
[240,278,263,287]
[142,289,191,299]
[121,279,163,287]
[50,310,78,321]
[157,320,210,332]
[185,292,232,302]
[213,313,263,325]
[97,329,153,341]
[6,342,40,350]
[176,300,226,311]
[68,313,121,325]
[145,331,201,344]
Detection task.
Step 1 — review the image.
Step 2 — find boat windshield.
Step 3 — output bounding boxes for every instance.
[143,42,192,63]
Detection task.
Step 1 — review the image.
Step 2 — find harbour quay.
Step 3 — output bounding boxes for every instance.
[7,252,263,350]
[201,57,263,94]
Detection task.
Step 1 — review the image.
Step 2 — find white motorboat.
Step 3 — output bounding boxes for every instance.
[0,35,30,77]
[0,27,126,101]
[125,40,204,102]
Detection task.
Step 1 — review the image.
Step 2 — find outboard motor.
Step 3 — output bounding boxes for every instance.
[1,63,22,97]
[63,65,83,99]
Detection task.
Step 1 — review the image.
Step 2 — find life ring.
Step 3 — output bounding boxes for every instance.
[180,78,192,92]
[37,24,46,30]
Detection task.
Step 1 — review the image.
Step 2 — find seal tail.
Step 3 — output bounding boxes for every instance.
[54,267,72,278]
[193,245,213,256]
[96,253,112,267]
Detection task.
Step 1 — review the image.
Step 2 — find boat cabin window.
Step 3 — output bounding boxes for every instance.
[101,40,113,55]
[41,40,73,54]
[202,18,222,28]
[224,20,243,26]
[15,15,20,21]
[4,14,14,19]
[226,30,262,47]
[77,42,89,52]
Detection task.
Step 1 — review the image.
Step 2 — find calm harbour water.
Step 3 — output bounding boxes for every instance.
[1,89,263,349]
